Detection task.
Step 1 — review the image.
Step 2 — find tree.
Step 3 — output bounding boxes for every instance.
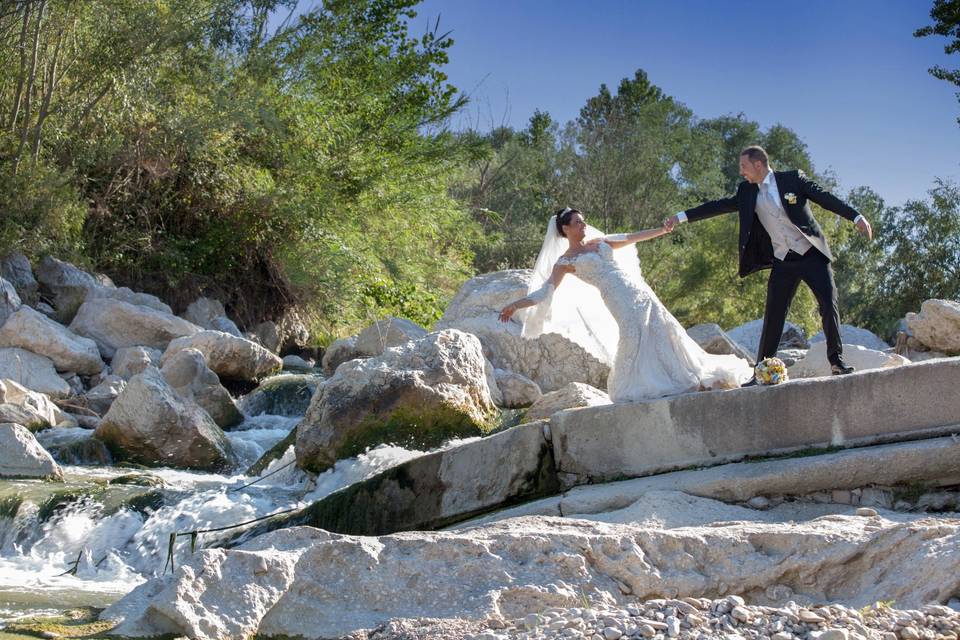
[915,0,960,124]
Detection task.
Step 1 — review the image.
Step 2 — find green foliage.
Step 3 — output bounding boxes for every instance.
[915,0,960,124]
[0,161,85,260]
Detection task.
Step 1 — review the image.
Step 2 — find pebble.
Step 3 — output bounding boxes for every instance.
[814,629,849,640]
[637,624,656,638]
[800,609,827,624]
[665,616,681,637]
[732,605,752,622]
[900,627,920,640]
[602,626,623,640]
[856,507,879,517]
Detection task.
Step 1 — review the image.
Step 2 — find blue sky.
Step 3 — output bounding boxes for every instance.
[406,0,960,207]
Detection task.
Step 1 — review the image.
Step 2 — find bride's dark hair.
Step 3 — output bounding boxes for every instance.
[554,207,582,237]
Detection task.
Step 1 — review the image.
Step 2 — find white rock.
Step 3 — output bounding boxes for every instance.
[69,298,199,359]
[161,348,242,428]
[355,317,428,357]
[856,507,878,517]
[111,346,163,380]
[0,379,71,428]
[295,329,499,473]
[95,366,234,471]
[162,330,282,382]
[320,336,361,376]
[524,382,611,422]
[493,368,541,408]
[0,423,62,480]
[104,513,960,640]
[727,319,809,357]
[0,306,104,374]
[905,299,960,354]
[436,270,609,392]
[0,348,71,397]
[602,627,622,640]
[810,325,890,351]
[84,375,127,416]
[0,276,22,327]
[788,342,909,379]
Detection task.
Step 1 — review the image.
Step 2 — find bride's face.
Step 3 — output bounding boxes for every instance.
[563,213,587,242]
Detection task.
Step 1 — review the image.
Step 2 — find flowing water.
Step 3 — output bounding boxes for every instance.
[0,391,454,625]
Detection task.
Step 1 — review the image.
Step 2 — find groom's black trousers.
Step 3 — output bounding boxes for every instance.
[757,249,843,366]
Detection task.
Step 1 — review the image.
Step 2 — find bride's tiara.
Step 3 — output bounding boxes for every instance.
[556,207,573,218]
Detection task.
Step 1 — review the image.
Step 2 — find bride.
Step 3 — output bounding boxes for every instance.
[499,207,752,402]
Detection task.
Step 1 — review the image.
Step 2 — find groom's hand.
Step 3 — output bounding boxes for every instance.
[855,217,873,241]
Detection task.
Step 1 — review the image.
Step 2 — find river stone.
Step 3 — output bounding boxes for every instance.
[493,368,541,408]
[84,375,127,416]
[789,342,910,379]
[1,253,38,305]
[69,298,199,360]
[111,346,163,380]
[95,366,235,471]
[0,276,22,327]
[282,354,314,372]
[0,348,71,398]
[35,426,112,465]
[181,297,238,336]
[295,329,499,473]
[355,317,428,357]
[810,324,890,351]
[0,423,63,480]
[321,336,361,376]
[0,378,72,429]
[905,299,960,354]
[0,306,104,374]
[524,382,611,422]
[239,374,321,417]
[162,330,282,382]
[102,511,960,640]
[686,323,755,364]
[436,270,609,392]
[161,348,242,428]
[727,319,809,358]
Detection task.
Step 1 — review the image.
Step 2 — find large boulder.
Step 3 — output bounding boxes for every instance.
[295,329,500,473]
[95,367,235,471]
[36,256,171,322]
[162,330,282,382]
[524,381,611,422]
[0,378,72,429]
[905,299,960,355]
[182,297,241,337]
[0,347,71,398]
[0,253,39,305]
[727,318,810,357]
[253,310,311,355]
[789,342,910,379]
[69,298,199,360]
[111,346,163,380]
[0,306,104,374]
[493,368,541,408]
[686,323,755,364]
[436,270,609,392]
[810,324,890,351]
[239,374,321,418]
[355,317,427,357]
[84,375,127,416]
[320,336,361,376]
[0,423,63,480]
[161,348,242,428]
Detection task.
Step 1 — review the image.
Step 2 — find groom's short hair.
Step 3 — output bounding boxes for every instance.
[740,145,769,165]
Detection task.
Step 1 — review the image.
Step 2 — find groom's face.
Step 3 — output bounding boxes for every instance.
[739,156,767,184]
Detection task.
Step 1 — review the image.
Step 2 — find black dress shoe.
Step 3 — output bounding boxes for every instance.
[831,363,855,375]
[741,377,758,387]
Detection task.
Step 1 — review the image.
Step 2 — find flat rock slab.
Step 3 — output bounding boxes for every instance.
[551,358,960,484]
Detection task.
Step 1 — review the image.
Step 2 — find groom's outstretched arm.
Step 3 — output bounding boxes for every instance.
[798,171,872,239]
[663,191,739,230]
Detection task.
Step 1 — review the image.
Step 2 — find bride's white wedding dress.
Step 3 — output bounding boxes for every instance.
[554,241,751,401]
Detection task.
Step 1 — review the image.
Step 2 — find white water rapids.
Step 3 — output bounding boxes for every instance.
[0,410,463,622]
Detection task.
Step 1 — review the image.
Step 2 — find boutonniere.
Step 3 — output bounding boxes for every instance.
[784,192,798,205]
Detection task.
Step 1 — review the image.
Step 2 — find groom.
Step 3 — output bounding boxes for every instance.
[665,145,873,383]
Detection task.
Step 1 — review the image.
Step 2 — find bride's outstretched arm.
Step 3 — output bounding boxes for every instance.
[499,263,573,322]
[597,222,673,249]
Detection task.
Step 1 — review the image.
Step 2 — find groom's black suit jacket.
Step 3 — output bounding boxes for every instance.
[684,170,861,277]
